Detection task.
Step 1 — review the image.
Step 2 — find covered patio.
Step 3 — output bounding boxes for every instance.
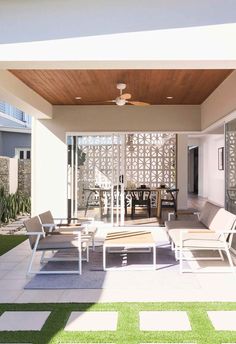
[0,0,236,299]
[2,1,236,342]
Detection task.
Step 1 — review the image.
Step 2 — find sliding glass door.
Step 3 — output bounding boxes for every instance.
[67,134,125,225]
[67,132,177,225]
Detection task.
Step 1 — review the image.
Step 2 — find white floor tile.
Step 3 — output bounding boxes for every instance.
[14,289,64,303]
[139,311,191,331]
[0,311,51,331]
[65,311,118,331]
[208,311,236,330]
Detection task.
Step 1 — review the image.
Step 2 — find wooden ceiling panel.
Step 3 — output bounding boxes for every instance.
[9,69,233,105]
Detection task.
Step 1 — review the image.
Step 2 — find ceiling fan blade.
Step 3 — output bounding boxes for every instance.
[120,93,132,100]
[128,101,150,106]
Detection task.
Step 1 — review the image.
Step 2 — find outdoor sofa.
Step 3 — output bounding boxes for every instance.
[165,201,236,273]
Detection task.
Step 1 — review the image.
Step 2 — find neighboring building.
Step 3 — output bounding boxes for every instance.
[0,101,31,195]
[0,100,31,158]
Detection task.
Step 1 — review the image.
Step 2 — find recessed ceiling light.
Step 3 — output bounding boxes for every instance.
[166,96,173,99]
[75,96,82,100]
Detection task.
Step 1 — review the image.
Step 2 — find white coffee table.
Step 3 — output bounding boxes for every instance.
[103,230,156,270]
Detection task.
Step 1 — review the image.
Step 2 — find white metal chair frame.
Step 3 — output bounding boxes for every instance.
[175,227,236,273]
[26,226,87,276]
[41,223,90,262]
[42,213,96,251]
[168,211,200,221]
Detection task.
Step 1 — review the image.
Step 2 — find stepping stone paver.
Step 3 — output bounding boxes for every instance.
[65,311,118,331]
[208,311,236,330]
[0,311,50,331]
[139,311,191,331]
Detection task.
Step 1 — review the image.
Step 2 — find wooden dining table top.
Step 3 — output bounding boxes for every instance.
[125,187,169,192]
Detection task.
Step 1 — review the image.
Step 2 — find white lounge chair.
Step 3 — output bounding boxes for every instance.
[165,203,236,273]
[24,216,89,275]
[38,210,97,250]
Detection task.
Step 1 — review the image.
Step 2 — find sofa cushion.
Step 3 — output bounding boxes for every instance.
[165,220,207,231]
[199,202,221,228]
[169,229,225,249]
[208,208,236,232]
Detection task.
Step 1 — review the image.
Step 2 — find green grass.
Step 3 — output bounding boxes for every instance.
[0,234,26,256]
[1,302,236,343]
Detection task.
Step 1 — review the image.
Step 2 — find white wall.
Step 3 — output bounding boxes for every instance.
[177,134,188,209]
[53,105,201,133]
[31,118,67,217]
[198,135,225,206]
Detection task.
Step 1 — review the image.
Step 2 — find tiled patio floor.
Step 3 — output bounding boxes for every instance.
[0,227,236,303]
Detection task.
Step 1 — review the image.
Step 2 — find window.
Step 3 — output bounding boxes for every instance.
[15,148,31,160]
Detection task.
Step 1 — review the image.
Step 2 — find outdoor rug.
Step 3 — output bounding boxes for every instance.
[24,244,179,289]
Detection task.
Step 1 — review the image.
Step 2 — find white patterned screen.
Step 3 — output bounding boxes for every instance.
[225,126,236,216]
[71,133,176,208]
[125,133,176,189]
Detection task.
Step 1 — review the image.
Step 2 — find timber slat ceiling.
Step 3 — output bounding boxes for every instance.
[9,69,233,105]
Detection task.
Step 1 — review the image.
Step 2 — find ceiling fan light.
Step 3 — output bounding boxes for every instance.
[116,97,126,106]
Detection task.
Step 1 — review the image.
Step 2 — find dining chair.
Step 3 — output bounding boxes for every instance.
[130,187,151,218]
[161,188,179,218]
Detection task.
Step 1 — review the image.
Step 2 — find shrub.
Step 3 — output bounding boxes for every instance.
[0,187,31,225]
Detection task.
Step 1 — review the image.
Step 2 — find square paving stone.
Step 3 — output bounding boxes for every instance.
[208,311,236,330]
[0,311,51,331]
[65,311,118,331]
[139,311,191,331]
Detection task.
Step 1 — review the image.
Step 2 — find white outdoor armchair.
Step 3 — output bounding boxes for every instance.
[38,210,97,250]
[170,227,236,273]
[24,216,89,275]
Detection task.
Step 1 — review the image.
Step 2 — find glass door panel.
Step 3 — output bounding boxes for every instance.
[67,134,124,225]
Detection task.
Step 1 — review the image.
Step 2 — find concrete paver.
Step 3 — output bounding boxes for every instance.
[139,311,191,331]
[65,311,118,331]
[0,311,50,331]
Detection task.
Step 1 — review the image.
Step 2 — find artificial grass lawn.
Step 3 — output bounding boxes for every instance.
[1,303,236,344]
[0,234,26,256]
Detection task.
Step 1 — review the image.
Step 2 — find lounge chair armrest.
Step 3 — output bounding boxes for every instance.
[53,217,79,221]
[167,211,200,221]
[183,230,236,234]
[42,223,56,233]
[27,232,45,236]
[42,223,56,228]
[180,229,216,234]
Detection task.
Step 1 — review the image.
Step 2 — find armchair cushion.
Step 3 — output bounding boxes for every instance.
[37,234,83,250]
[169,229,225,249]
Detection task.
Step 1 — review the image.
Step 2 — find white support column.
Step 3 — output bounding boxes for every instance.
[31,118,67,217]
[177,134,188,209]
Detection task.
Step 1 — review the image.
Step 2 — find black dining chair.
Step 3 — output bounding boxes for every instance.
[160,188,179,218]
[130,187,151,219]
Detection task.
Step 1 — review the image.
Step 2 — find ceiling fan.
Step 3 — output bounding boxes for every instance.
[106,83,150,106]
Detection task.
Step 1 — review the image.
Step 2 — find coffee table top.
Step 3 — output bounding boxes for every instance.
[104,230,154,246]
